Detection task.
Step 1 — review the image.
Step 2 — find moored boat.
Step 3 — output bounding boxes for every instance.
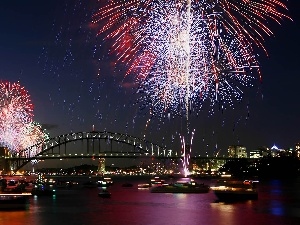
[150,176,167,187]
[55,180,80,189]
[0,193,31,210]
[137,183,150,189]
[31,184,55,196]
[97,177,113,187]
[151,180,210,193]
[211,179,258,202]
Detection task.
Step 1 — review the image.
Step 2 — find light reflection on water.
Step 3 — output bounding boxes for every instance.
[1,176,300,225]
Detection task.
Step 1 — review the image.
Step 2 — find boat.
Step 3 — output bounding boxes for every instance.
[0,193,31,210]
[149,176,168,187]
[211,179,258,202]
[31,184,55,196]
[97,177,113,187]
[55,180,80,189]
[150,180,210,193]
[137,183,150,189]
[98,189,111,198]
[137,177,167,189]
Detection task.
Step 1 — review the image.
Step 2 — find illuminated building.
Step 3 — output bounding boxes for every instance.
[249,149,261,158]
[228,145,247,158]
[97,158,106,175]
[295,142,300,158]
[249,147,270,158]
[270,144,285,157]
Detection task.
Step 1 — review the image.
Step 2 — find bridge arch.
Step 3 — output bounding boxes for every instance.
[11,131,179,172]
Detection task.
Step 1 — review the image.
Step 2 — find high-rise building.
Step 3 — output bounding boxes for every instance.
[228,145,247,158]
[249,149,261,158]
[249,147,270,158]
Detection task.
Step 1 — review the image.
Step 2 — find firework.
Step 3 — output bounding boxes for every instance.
[19,121,50,164]
[0,81,34,152]
[0,81,33,123]
[93,0,290,116]
[180,129,195,177]
[217,0,291,52]
[0,81,48,158]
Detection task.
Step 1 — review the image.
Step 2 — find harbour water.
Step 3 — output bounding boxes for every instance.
[1,176,300,225]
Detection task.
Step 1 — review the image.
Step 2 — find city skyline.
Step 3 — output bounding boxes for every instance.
[0,0,300,159]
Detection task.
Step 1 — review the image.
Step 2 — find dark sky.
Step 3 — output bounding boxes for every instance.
[0,0,299,159]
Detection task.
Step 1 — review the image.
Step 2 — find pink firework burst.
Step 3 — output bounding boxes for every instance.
[0,81,34,153]
[20,121,50,164]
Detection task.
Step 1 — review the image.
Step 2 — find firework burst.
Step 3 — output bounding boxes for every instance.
[19,121,49,164]
[0,81,48,158]
[0,81,33,123]
[0,81,34,152]
[93,0,290,116]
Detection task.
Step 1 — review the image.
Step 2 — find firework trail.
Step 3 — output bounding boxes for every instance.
[93,0,290,117]
[180,129,195,177]
[217,0,291,52]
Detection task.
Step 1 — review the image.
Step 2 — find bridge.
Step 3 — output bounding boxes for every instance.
[6,131,180,172]
[3,131,253,174]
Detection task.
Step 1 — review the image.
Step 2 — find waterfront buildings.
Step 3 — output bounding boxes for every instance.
[270,145,288,157]
[295,142,300,158]
[228,145,247,158]
[249,147,270,158]
[249,149,261,158]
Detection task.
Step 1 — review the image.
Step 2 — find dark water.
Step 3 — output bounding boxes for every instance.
[1,176,300,225]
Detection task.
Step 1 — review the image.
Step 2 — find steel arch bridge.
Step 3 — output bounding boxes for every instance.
[10,131,180,172]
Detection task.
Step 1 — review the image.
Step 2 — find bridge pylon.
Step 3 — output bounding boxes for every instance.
[97,158,106,175]
[0,147,14,175]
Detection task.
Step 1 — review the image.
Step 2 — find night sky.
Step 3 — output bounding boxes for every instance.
[0,0,299,159]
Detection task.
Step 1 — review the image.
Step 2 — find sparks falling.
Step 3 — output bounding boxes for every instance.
[93,0,290,117]
[0,81,34,152]
[180,129,195,177]
[0,81,48,155]
[93,0,290,173]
